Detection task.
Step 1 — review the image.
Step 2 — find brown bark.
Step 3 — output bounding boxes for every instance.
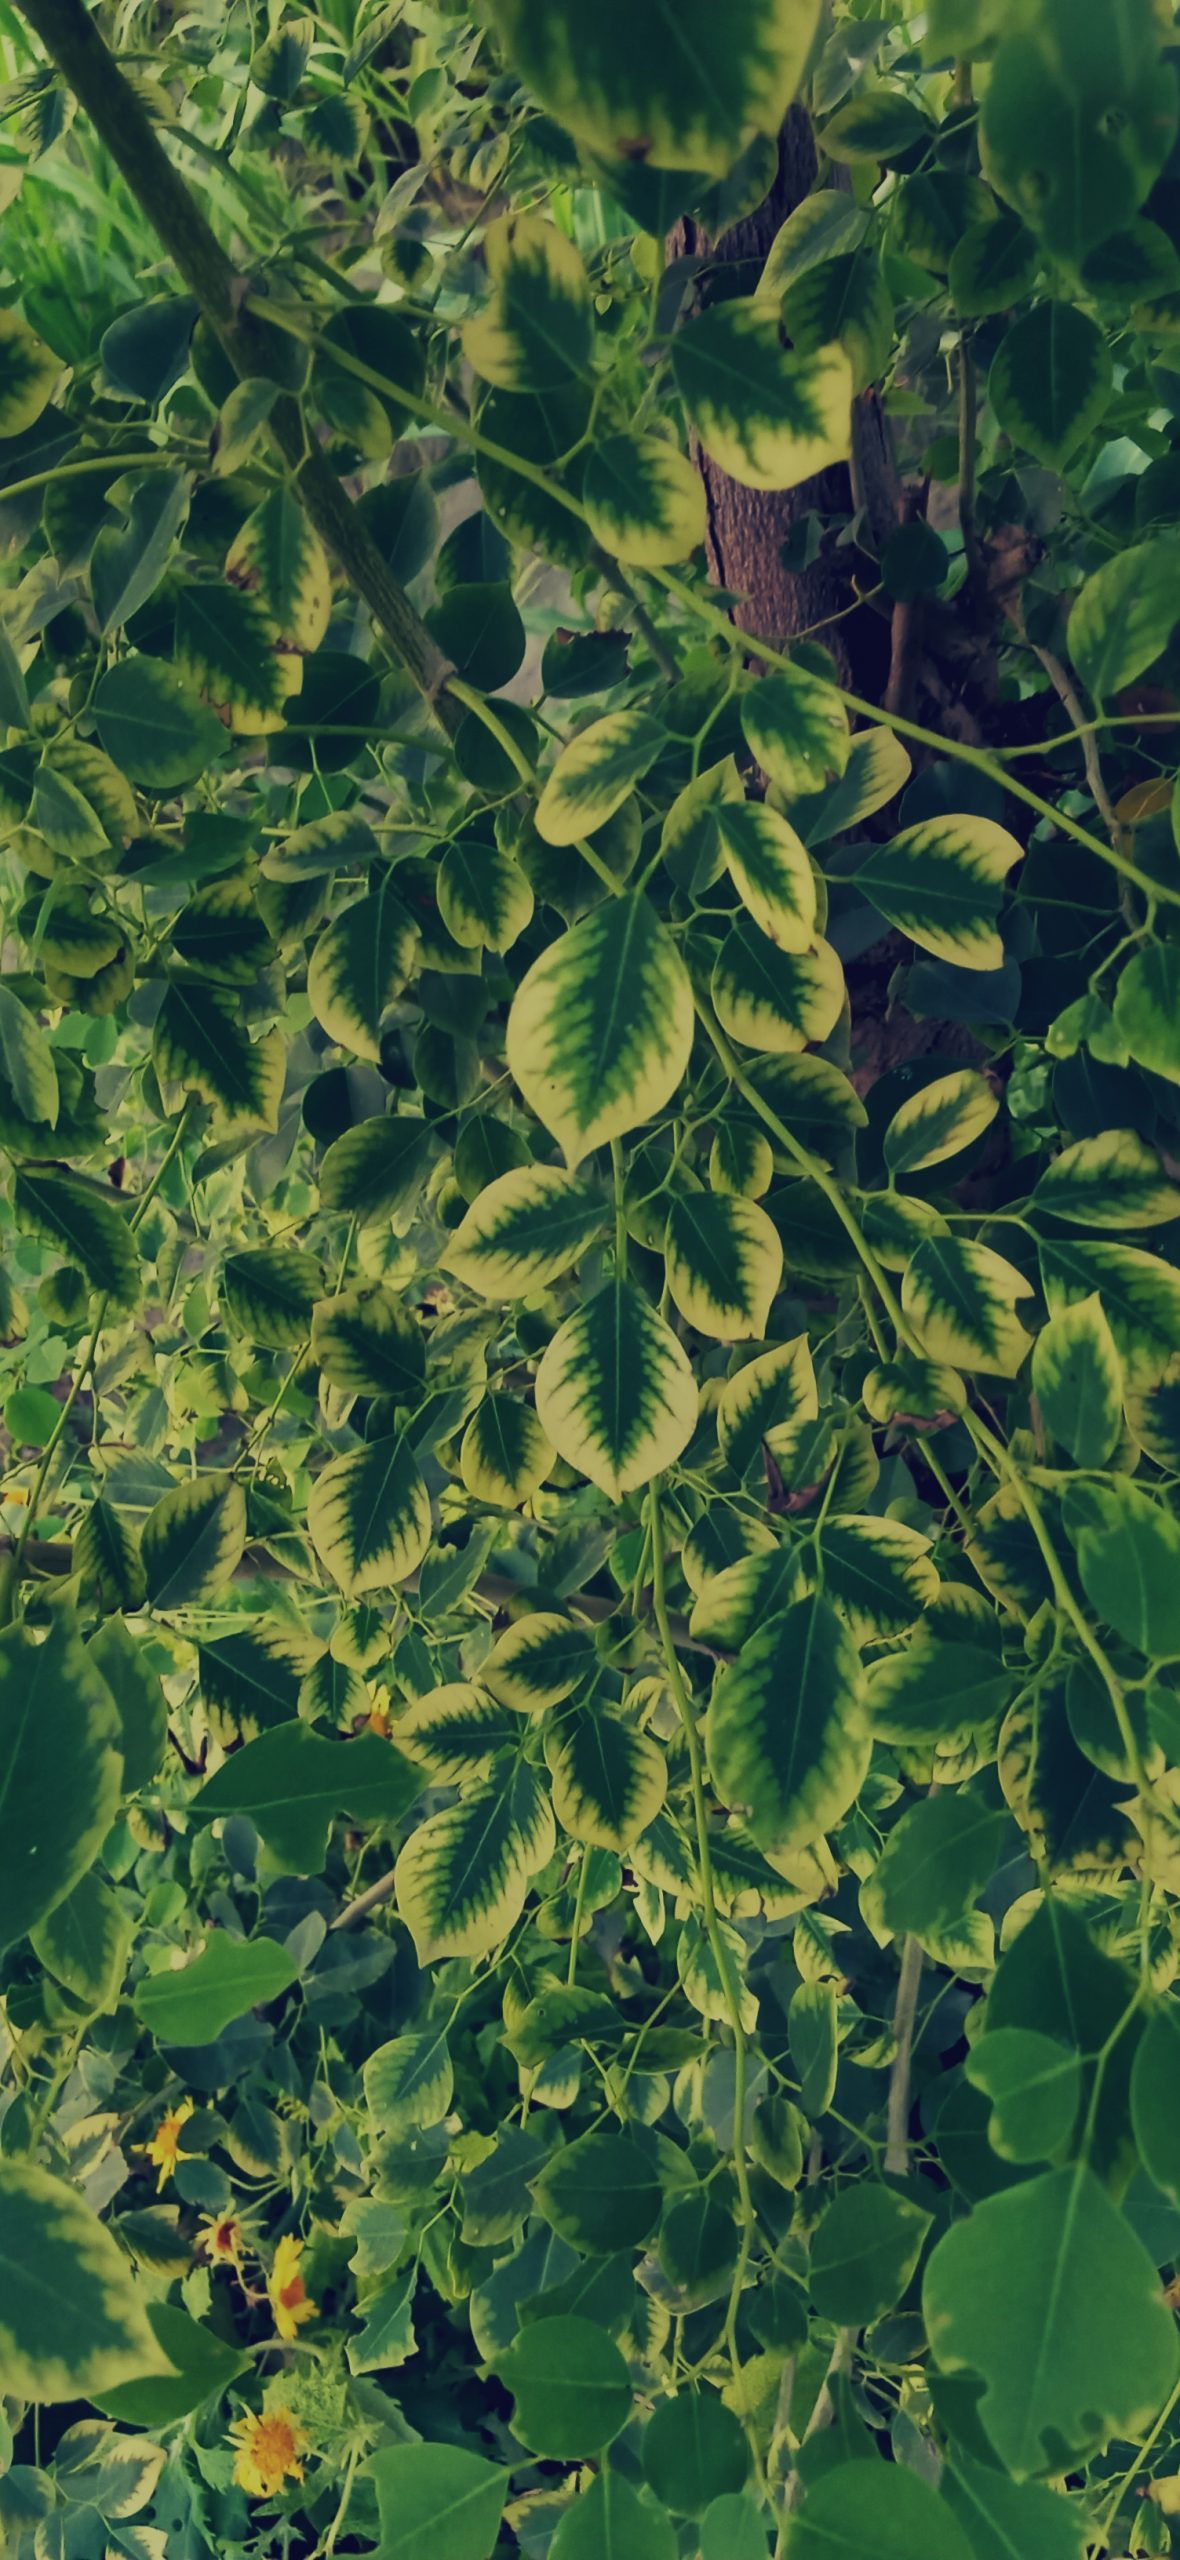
[668,108,898,693]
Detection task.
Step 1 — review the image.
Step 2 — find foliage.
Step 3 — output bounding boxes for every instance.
[5,0,1180,2553]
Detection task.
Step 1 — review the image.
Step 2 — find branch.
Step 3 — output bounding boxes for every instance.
[14,0,459,729]
[884,1930,924,2175]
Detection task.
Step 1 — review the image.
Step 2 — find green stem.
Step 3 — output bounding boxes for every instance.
[566,1854,591,1988]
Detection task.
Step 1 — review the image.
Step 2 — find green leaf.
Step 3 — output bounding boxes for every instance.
[308,1432,432,1596]
[665,1191,783,1341]
[464,214,591,391]
[964,2028,1083,2164]
[546,1706,667,1851]
[496,2315,632,2457]
[988,304,1111,466]
[141,1472,247,1608]
[508,894,692,1166]
[822,88,932,162]
[1032,1295,1123,1466]
[369,2442,505,2560]
[781,248,894,395]
[225,485,330,650]
[13,1168,139,1310]
[93,2302,250,2427]
[740,664,849,798]
[483,1614,596,1712]
[0,1613,123,1954]
[443,1164,606,1297]
[533,2129,662,2255]
[706,1595,869,1855]
[902,1235,1034,1377]
[92,655,226,787]
[0,309,60,434]
[0,2160,168,2403]
[175,580,296,734]
[790,1978,839,2117]
[758,190,870,297]
[642,2393,749,2518]
[1112,941,1180,1082]
[222,1245,320,1348]
[308,882,418,1061]
[800,726,911,839]
[809,2186,932,2325]
[672,307,852,492]
[153,982,284,1132]
[949,215,1040,318]
[924,2164,1178,2474]
[884,1070,998,1176]
[535,1278,698,1498]
[1130,2003,1180,2201]
[857,816,1022,971]
[1062,1476,1180,1655]
[319,1114,437,1224]
[1068,539,1180,698]
[91,471,189,634]
[711,920,845,1053]
[550,2472,676,2560]
[195,1725,423,1870]
[311,1282,425,1398]
[0,982,57,1125]
[1033,1128,1180,1229]
[262,807,380,882]
[534,713,663,846]
[78,1504,147,1615]
[29,1869,132,2012]
[699,2497,768,2560]
[941,2453,1087,2560]
[865,1794,1007,1944]
[397,1685,519,1781]
[438,839,534,953]
[583,433,705,568]
[713,802,817,949]
[787,2462,974,2560]
[394,1761,556,1960]
[365,2028,454,2138]
[134,1933,297,2044]
[459,1392,553,1507]
[1040,1235,1180,1388]
[487,0,821,176]
[717,1333,818,1474]
[979,0,1176,264]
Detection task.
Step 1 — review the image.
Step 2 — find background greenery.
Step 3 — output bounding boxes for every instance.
[4,0,1180,2552]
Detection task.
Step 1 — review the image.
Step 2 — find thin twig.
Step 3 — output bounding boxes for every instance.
[884,1932,924,2175]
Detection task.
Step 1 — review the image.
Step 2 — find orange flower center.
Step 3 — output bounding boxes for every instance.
[279,2274,307,2308]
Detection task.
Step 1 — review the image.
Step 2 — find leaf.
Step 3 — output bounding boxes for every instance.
[495,2315,632,2457]
[175,580,298,734]
[311,1282,425,1399]
[534,712,663,846]
[487,0,821,176]
[716,1334,818,1474]
[394,1762,556,1960]
[711,921,845,1053]
[443,1164,606,1296]
[1033,1128,1180,1228]
[1040,1236,1180,1389]
[319,1114,437,1224]
[902,1235,1034,1377]
[964,2028,1083,2164]
[141,1473,247,1608]
[508,894,692,1167]
[781,248,894,395]
[308,882,418,1061]
[988,303,1111,467]
[438,839,534,952]
[713,802,817,949]
[535,1278,698,1498]
[369,2442,505,2560]
[546,1705,667,1850]
[0,2161,168,2403]
[664,1191,783,1341]
[856,817,1022,971]
[923,2164,1178,2473]
[533,2128,662,2254]
[225,485,331,650]
[93,656,227,787]
[134,1934,297,2044]
[1062,1476,1180,1655]
[0,308,61,434]
[153,983,284,1132]
[790,1978,838,2117]
[483,1614,596,1712]
[195,1725,422,1870]
[583,433,706,567]
[365,2028,454,2137]
[397,1685,519,1780]
[642,2393,749,2518]
[758,190,870,296]
[13,1168,139,1310]
[0,982,57,1125]
[550,2472,676,2560]
[78,1507,147,1616]
[308,1433,432,1596]
[29,1868,132,2012]
[941,2454,1087,2560]
[787,2462,974,2560]
[93,2303,250,2427]
[740,664,849,798]
[222,1245,320,1348]
[464,214,591,392]
[1068,539,1180,698]
[1130,2003,1180,2201]
[866,1794,1007,1946]
[91,471,189,634]
[460,1393,554,1506]
[801,726,911,839]
[884,1070,998,1176]
[979,0,1175,265]
[949,215,1040,317]
[1113,941,1180,1082]
[706,1595,869,1855]
[672,307,852,492]
[0,1614,123,1954]
[1032,1295,1123,1466]
[809,2187,932,2325]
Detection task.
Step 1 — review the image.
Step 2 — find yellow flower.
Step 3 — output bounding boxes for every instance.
[138,2097,195,2193]
[228,2408,306,2498]
[268,2233,318,2341]
[199,2211,247,2267]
